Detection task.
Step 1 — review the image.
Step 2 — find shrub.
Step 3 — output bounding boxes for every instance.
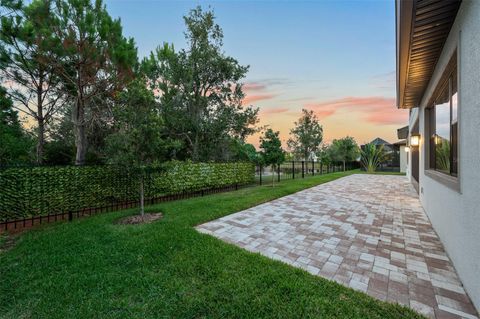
[0,162,254,221]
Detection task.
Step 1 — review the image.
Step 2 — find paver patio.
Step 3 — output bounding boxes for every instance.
[197,174,478,319]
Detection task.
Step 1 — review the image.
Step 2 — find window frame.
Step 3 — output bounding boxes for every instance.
[424,50,460,192]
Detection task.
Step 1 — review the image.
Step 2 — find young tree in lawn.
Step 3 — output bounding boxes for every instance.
[317,143,332,168]
[46,0,137,165]
[329,136,360,171]
[287,109,323,160]
[0,86,33,164]
[0,0,63,163]
[260,128,285,187]
[106,80,164,217]
[143,7,258,161]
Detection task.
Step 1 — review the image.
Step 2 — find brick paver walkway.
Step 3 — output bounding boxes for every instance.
[197,174,478,319]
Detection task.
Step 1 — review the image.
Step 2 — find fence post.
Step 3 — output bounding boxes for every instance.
[320,163,323,175]
[277,164,280,182]
[68,211,73,222]
[312,160,315,176]
[292,161,295,179]
[302,161,305,178]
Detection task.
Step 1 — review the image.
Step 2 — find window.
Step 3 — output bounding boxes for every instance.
[428,59,458,177]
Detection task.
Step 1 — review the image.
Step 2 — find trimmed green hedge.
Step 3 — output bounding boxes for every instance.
[0,162,254,222]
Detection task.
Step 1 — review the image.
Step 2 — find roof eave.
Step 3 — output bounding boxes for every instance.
[396,0,415,109]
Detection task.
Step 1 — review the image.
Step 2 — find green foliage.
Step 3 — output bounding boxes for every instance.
[360,143,388,173]
[229,140,263,164]
[435,138,450,173]
[0,86,33,164]
[260,128,285,186]
[107,80,165,166]
[328,136,360,171]
[316,144,332,165]
[44,0,138,165]
[0,161,254,221]
[143,7,258,161]
[0,0,63,163]
[260,129,285,167]
[287,109,323,160]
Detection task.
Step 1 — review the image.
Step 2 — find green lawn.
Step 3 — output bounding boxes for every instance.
[0,171,421,319]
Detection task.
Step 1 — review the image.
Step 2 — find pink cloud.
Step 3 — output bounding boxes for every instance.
[260,107,290,115]
[243,82,267,91]
[314,108,336,118]
[243,94,276,105]
[305,96,407,125]
[242,81,277,105]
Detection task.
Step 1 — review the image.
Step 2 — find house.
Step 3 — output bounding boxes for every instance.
[396,0,480,311]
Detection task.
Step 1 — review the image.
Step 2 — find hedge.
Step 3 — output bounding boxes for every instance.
[0,162,255,222]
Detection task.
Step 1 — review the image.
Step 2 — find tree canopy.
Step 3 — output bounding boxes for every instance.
[328,136,360,171]
[45,0,138,165]
[143,7,258,162]
[0,86,33,164]
[0,0,63,163]
[287,109,323,161]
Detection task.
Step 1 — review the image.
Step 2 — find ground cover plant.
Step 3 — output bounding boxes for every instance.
[0,172,423,319]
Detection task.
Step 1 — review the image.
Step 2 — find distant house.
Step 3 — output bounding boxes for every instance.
[396,0,480,311]
[361,137,401,171]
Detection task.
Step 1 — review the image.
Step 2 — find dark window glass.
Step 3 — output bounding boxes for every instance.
[451,73,458,175]
[429,65,458,177]
[435,85,451,174]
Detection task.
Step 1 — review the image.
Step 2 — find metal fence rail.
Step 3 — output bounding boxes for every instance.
[255,161,359,185]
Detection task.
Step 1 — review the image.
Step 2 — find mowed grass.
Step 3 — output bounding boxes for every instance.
[0,171,422,319]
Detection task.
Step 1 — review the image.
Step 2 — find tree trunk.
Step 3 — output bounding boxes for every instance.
[192,133,200,162]
[271,165,275,187]
[36,117,45,164]
[36,77,44,164]
[73,97,87,165]
[139,175,145,217]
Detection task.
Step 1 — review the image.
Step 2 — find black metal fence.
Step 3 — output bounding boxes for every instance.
[255,161,359,185]
[0,162,254,232]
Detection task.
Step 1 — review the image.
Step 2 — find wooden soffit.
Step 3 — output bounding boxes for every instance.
[396,0,461,109]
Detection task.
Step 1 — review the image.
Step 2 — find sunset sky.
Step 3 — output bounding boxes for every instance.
[105,0,409,148]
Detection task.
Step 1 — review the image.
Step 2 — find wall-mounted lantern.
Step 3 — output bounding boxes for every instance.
[410,134,420,147]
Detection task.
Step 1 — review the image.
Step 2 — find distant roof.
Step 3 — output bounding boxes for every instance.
[370,137,391,146]
[397,125,409,140]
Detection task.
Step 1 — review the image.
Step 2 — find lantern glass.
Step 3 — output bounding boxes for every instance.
[410,134,420,147]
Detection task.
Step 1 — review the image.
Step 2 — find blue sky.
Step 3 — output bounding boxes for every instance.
[105,0,408,145]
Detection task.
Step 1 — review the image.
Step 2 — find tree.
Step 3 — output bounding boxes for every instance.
[360,143,388,173]
[231,141,263,164]
[287,109,323,160]
[46,0,137,165]
[0,86,33,164]
[144,7,258,162]
[317,143,332,166]
[329,136,359,171]
[0,0,63,163]
[106,80,165,217]
[259,128,285,187]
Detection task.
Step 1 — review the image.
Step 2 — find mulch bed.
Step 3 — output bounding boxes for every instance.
[116,212,163,225]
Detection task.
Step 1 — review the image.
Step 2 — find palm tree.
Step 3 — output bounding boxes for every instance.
[360,143,388,173]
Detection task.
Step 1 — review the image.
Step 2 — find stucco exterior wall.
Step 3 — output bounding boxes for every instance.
[413,0,480,311]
